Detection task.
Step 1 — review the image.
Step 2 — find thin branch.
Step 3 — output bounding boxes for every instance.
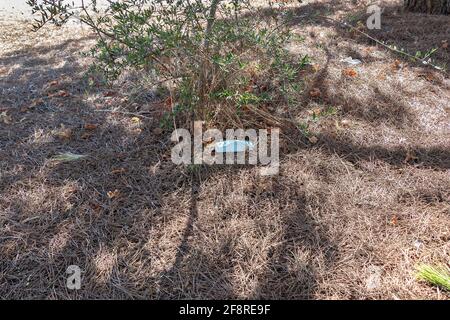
[314,15,447,73]
[94,109,154,119]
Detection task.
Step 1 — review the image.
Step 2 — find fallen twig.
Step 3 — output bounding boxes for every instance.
[309,15,447,73]
[94,109,154,119]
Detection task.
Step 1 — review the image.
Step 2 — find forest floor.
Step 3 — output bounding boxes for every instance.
[0,0,449,299]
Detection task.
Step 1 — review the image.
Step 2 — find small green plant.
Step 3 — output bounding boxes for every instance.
[309,106,338,122]
[416,264,450,291]
[324,106,338,116]
[160,104,187,131]
[291,33,305,43]
[414,47,438,60]
[186,163,201,174]
[298,54,312,69]
[297,121,311,138]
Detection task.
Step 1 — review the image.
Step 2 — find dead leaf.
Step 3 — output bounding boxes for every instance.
[363,47,375,54]
[418,72,435,82]
[203,136,214,144]
[312,64,321,72]
[153,127,163,135]
[49,90,70,98]
[30,98,44,108]
[342,68,358,77]
[64,185,78,194]
[131,117,141,124]
[309,87,321,98]
[107,189,121,199]
[103,90,117,97]
[56,125,72,140]
[90,202,102,214]
[391,59,402,70]
[377,73,386,81]
[21,98,44,112]
[309,108,322,117]
[308,136,318,144]
[391,215,398,226]
[48,80,59,87]
[84,123,98,130]
[164,96,173,110]
[111,168,126,174]
[442,40,448,49]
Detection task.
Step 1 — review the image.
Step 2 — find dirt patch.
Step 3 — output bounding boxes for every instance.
[0,0,449,299]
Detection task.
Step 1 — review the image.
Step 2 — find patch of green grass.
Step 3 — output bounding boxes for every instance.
[298,54,312,69]
[310,106,338,122]
[297,121,311,138]
[414,47,438,60]
[291,34,305,43]
[416,264,450,291]
[322,106,338,116]
[160,104,188,131]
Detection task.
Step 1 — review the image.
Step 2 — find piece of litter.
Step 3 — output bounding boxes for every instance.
[215,140,254,153]
[0,111,12,124]
[50,152,88,162]
[414,240,423,249]
[341,56,362,65]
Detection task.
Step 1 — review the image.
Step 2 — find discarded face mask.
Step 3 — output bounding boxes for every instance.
[214,140,254,153]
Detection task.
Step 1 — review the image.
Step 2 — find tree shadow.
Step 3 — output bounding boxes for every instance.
[0,32,175,298]
[1,33,246,298]
[252,180,338,299]
[318,132,450,169]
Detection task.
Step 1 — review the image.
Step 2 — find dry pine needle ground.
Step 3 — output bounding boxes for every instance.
[0,0,449,299]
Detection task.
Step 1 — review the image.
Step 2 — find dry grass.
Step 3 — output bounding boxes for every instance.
[0,0,449,299]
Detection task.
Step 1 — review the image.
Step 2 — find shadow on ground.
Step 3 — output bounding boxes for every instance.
[0,1,449,299]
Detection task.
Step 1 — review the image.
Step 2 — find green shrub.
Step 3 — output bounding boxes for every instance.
[27,0,305,128]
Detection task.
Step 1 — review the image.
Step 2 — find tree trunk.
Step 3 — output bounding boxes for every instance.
[404,0,450,14]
